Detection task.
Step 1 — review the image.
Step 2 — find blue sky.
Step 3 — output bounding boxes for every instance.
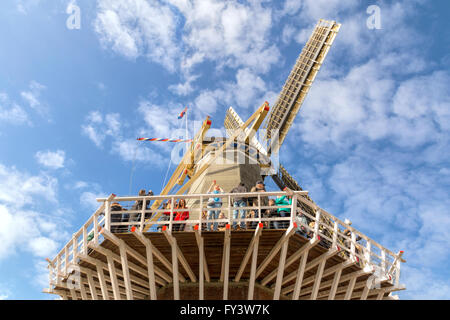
[0,0,449,300]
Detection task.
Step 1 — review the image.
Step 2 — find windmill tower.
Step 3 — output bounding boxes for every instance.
[43,19,406,301]
[146,19,341,221]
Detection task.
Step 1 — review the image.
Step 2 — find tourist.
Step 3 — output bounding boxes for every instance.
[158,200,174,231]
[129,189,147,230]
[266,198,278,229]
[275,192,292,229]
[248,180,268,229]
[174,199,189,231]
[217,212,228,231]
[230,182,248,230]
[110,202,128,233]
[206,180,223,231]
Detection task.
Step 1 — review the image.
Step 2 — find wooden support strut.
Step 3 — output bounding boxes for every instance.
[221,225,231,300]
[162,227,197,282]
[131,230,158,300]
[101,229,172,283]
[234,224,263,282]
[194,225,211,282]
[256,223,297,279]
[248,223,263,300]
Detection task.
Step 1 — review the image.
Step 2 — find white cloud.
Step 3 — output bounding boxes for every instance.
[20,81,47,116]
[0,93,30,125]
[35,150,66,169]
[0,164,58,206]
[81,111,122,148]
[94,0,180,71]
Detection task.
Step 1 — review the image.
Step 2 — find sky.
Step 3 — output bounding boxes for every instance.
[0,0,449,300]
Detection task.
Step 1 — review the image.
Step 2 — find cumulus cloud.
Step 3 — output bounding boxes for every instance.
[0,163,67,261]
[94,0,180,71]
[35,150,66,169]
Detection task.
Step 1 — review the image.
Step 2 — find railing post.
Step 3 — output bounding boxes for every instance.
[169,197,174,233]
[64,247,69,276]
[72,234,77,264]
[381,249,386,274]
[199,196,203,231]
[365,241,372,265]
[395,259,401,287]
[314,209,321,240]
[256,194,261,226]
[82,225,88,255]
[332,221,338,248]
[290,194,297,226]
[228,195,232,226]
[139,197,147,232]
[104,200,111,232]
[93,213,99,245]
[56,254,61,285]
[350,232,356,261]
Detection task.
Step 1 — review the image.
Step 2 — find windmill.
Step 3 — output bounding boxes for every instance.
[142,19,341,229]
[45,19,407,301]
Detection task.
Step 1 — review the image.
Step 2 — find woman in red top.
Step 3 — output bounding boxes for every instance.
[174,199,189,231]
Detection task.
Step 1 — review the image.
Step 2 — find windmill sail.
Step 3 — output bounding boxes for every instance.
[264,19,341,154]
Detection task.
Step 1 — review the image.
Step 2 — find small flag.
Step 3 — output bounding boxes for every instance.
[178,106,187,119]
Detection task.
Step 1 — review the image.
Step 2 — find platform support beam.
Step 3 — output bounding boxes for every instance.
[96,262,109,300]
[221,226,231,300]
[235,224,263,282]
[273,236,289,300]
[281,247,338,286]
[194,227,210,282]
[102,229,172,283]
[263,237,319,286]
[292,250,308,300]
[344,277,357,300]
[310,259,326,300]
[119,244,133,300]
[106,254,121,300]
[135,232,157,300]
[86,269,98,300]
[248,224,263,300]
[328,269,342,300]
[163,228,197,283]
[256,224,296,279]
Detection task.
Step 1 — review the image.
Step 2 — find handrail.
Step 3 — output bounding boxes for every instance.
[47,190,404,290]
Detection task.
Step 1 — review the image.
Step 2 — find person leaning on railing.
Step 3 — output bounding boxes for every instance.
[110,202,128,233]
[274,189,292,229]
[230,182,248,230]
[248,180,269,229]
[206,180,224,231]
[158,200,174,232]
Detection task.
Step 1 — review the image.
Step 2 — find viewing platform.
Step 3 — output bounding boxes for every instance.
[43,190,405,300]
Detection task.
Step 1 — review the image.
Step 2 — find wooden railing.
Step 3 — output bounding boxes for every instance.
[47,191,404,290]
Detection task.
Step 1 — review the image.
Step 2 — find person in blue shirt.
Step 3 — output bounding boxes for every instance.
[206,180,224,231]
[275,191,293,229]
